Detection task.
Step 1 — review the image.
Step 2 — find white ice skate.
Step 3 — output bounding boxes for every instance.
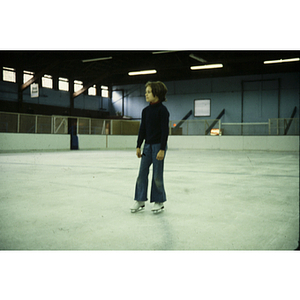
[130,201,145,213]
[151,202,164,214]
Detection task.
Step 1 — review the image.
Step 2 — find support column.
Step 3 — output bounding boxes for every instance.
[52,75,58,90]
[16,67,24,113]
[69,77,74,116]
[278,78,281,119]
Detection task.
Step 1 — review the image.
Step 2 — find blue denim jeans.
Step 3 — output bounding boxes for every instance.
[134,143,167,203]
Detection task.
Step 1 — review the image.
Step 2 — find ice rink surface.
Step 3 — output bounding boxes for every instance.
[0,149,299,250]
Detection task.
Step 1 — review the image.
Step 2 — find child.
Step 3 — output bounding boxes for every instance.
[131,81,169,213]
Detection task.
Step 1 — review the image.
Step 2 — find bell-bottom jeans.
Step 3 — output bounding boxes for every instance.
[134,143,167,203]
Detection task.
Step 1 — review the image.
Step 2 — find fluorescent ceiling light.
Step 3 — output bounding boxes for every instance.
[263,57,300,64]
[128,69,157,76]
[189,54,207,63]
[82,56,112,63]
[152,51,178,55]
[191,64,223,70]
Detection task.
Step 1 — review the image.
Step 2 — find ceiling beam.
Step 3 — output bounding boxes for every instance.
[20,61,59,91]
[72,73,108,98]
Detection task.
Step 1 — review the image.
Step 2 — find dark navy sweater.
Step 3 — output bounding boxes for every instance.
[136,101,170,151]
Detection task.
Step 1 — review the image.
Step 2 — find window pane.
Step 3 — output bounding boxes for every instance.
[88,85,96,96]
[101,89,109,98]
[3,67,16,83]
[74,80,83,92]
[59,77,69,91]
[101,86,109,98]
[23,70,34,83]
[42,74,53,89]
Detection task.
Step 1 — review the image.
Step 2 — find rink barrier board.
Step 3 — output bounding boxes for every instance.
[0,133,70,152]
[0,133,299,152]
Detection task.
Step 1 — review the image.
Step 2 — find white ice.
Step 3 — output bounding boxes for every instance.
[0,149,299,250]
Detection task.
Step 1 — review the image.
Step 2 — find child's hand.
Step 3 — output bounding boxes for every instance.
[136,148,142,158]
[156,150,165,161]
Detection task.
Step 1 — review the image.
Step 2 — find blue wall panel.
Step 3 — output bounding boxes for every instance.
[112,72,299,122]
[74,94,101,111]
[22,87,71,108]
[0,82,18,102]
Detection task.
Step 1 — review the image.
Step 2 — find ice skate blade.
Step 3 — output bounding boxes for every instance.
[152,207,164,214]
[131,206,145,213]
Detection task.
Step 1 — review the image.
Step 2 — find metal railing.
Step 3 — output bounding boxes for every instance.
[0,112,140,136]
[269,118,299,135]
[0,111,299,136]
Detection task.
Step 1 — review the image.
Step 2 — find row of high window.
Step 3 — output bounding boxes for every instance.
[2,67,109,97]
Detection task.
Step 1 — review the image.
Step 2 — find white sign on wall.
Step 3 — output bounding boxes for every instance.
[31,83,39,98]
[194,99,211,117]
